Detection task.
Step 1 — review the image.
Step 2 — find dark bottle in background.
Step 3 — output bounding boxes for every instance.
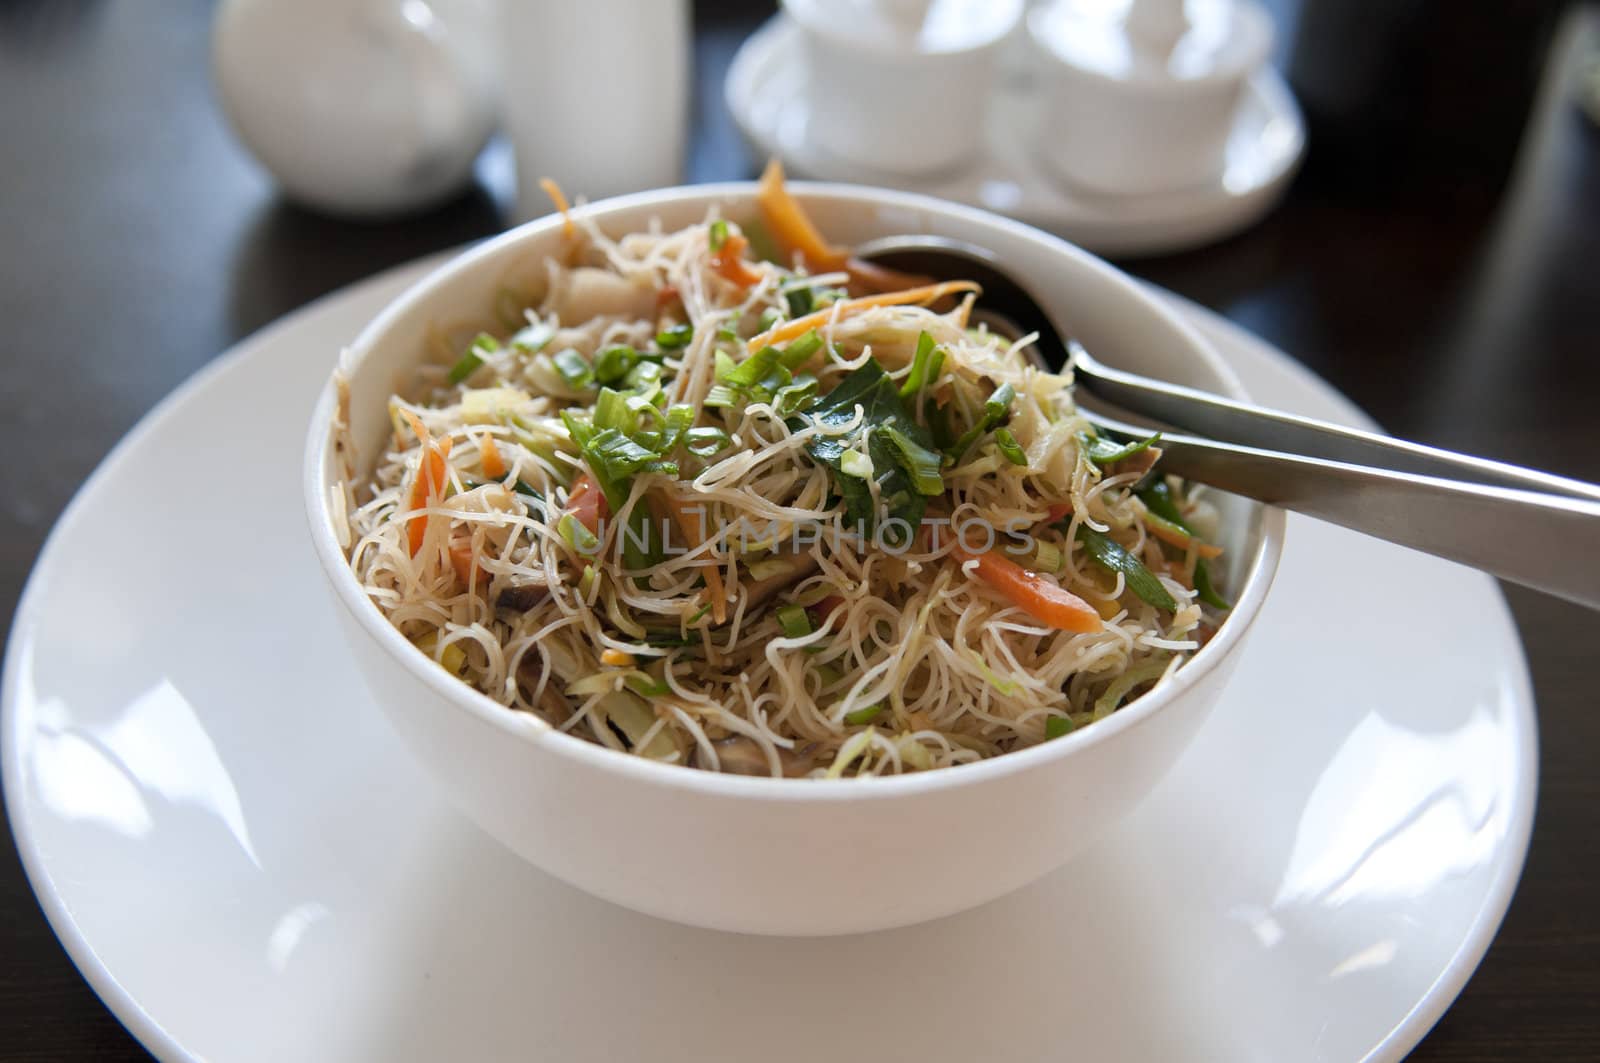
[1287,0,1561,203]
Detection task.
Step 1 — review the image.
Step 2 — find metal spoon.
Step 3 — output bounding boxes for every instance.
[855,235,1600,610]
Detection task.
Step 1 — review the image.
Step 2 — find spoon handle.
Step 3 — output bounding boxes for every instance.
[1072,344,1600,504]
[1147,428,1600,611]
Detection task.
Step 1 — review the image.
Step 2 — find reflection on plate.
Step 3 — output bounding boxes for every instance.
[725,16,1306,257]
[3,259,1533,1062]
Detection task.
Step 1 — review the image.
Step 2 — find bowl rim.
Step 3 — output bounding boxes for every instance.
[303,179,1286,802]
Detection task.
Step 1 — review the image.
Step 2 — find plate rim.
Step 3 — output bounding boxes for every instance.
[2,265,1538,1063]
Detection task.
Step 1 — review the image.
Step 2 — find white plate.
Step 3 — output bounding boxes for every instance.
[726,16,1307,257]
[3,258,1534,1063]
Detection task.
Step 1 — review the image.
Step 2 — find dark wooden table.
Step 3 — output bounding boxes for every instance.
[2,1,1596,1059]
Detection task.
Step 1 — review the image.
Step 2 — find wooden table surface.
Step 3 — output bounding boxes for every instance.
[2,1,1596,1059]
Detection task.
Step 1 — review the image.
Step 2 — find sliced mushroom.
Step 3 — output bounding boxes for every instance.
[703,735,818,777]
[495,582,549,611]
[1108,445,1163,480]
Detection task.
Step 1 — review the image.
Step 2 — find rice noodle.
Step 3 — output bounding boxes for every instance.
[342,208,1230,777]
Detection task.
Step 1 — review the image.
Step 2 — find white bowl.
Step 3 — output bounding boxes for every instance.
[304,182,1285,936]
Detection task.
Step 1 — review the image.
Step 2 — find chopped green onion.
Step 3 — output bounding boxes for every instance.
[1044,715,1074,739]
[779,328,823,368]
[625,673,671,698]
[773,376,818,416]
[947,382,1016,460]
[840,448,873,479]
[687,602,712,624]
[723,345,785,389]
[1092,657,1172,719]
[785,285,814,318]
[1030,540,1063,573]
[881,425,944,495]
[685,426,731,457]
[658,404,695,451]
[994,427,1028,466]
[715,325,739,342]
[898,332,945,398]
[448,333,498,385]
[551,347,594,390]
[1136,478,1186,525]
[704,385,739,408]
[509,320,555,353]
[776,604,812,638]
[709,218,729,252]
[757,307,783,332]
[1079,430,1161,466]
[624,358,663,391]
[593,345,639,386]
[558,513,601,556]
[578,564,598,597]
[1075,526,1177,612]
[656,323,693,349]
[843,704,883,726]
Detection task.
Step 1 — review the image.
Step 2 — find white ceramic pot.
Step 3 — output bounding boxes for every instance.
[782,0,1024,176]
[1028,0,1275,196]
[212,0,497,217]
[304,183,1285,936]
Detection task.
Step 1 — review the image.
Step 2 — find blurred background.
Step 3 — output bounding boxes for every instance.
[2,0,1598,1059]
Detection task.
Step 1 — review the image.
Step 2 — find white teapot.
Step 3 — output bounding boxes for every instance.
[213,0,497,217]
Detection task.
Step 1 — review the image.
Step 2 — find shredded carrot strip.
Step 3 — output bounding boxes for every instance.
[1045,502,1073,524]
[659,488,727,625]
[540,177,574,240]
[565,472,608,535]
[401,410,452,557]
[1145,518,1224,559]
[756,159,850,272]
[748,280,981,352]
[449,539,479,586]
[711,232,764,288]
[951,543,1102,634]
[479,432,506,479]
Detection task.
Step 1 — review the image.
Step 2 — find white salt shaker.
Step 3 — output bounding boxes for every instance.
[499,0,690,219]
[212,0,497,217]
[782,0,1024,176]
[1028,0,1274,196]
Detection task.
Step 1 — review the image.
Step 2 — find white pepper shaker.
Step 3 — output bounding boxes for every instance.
[499,0,690,219]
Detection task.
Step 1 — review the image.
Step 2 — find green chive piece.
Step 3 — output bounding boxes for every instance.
[948,382,1017,460]
[1194,558,1232,610]
[1044,716,1074,739]
[840,448,873,479]
[593,345,640,386]
[709,218,729,252]
[881,425,944,496]
[551,347,594,390]
[703,385,739,408]
[685,426,732,457]
[1079,430,1161,466]
[994,427,1029,466]
[899,332,945,398]
[779,328,823,368]
[509,321,555,353]
[843,703,884,726]
[1076,526,1177,612]
[776,604,812,638]
[558,513,600,556]
[448,334,498,385]
[656,323,693,349]
[785,285,814,318]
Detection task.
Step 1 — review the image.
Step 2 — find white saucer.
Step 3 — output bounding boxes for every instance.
[726,16,1307,257]
[3,258,1534,1062]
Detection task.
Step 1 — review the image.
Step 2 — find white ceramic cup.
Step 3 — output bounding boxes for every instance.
[1028,0,1275,196]
[305,182,1285,936]
[782,0,1024,175]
